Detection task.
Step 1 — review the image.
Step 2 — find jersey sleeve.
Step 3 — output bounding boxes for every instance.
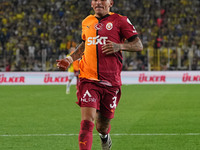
[119,16,138,40]
[73,60,79,71]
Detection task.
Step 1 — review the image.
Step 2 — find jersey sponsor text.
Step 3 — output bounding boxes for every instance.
[87,36,108,45]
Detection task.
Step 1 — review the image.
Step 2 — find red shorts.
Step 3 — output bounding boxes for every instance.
[76,78,121,119]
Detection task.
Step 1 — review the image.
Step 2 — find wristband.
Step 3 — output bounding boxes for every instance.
[66,56,73,64]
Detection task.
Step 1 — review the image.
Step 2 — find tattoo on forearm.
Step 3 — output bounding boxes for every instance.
[113,43,121,52]
[130,40,143,51]
[71,42,85,60]
[121,38,143,52]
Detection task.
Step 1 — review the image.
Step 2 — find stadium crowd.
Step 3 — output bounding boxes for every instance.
[0,0,200,71]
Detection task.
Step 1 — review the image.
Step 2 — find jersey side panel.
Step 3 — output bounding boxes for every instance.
[79,16,99,80]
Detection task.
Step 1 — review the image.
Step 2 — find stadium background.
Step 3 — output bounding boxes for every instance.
[1,1,200,150]
[1,0,200,72]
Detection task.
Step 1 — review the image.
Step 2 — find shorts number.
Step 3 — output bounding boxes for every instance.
[110,96,117,109]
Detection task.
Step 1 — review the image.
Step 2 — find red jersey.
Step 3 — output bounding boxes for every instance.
[80,12,138,86]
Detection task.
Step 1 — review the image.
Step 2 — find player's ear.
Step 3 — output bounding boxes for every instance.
[109,0,114,7]
[91,0,93,7]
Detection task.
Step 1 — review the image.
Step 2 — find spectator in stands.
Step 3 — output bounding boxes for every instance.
[0,0,200,71]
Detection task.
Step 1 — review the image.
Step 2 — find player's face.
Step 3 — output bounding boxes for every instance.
[91,0,113,18]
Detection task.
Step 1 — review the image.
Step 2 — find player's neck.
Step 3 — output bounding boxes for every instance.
[95,13,110,20]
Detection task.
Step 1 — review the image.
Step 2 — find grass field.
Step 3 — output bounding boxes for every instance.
[0,84,200,150]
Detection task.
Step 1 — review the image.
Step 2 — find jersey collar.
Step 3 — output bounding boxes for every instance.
[95,14,110,21]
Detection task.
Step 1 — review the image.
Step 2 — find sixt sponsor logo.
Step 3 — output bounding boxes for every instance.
[87,36,108,45]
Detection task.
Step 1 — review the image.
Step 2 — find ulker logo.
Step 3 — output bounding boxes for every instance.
[139,73,166,83]
[182,73,200,82]
[44,74,68,83]
[0,74,25,83]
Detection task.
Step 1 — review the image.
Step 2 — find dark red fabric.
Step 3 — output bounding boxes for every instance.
[97,14,138,86]
[76,78,121,119]
[79,120,94,150]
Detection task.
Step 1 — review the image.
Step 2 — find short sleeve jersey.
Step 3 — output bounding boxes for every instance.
[80,12,138,86]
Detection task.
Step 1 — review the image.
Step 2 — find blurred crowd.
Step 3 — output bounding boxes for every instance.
[0,0,200,71]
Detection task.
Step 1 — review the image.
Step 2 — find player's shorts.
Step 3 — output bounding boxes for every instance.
[76,78,121,119]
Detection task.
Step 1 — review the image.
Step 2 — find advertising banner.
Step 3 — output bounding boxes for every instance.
[0,71,200,85]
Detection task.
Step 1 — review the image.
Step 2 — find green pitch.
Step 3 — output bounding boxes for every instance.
[0,84,200,150]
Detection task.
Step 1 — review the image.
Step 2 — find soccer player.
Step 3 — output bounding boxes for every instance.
[56,0,143,149]
[66,47,80,94]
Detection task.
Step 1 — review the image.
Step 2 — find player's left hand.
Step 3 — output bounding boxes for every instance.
[102,40,121,55]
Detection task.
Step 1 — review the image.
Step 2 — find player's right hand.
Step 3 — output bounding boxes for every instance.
[56,56,73,71]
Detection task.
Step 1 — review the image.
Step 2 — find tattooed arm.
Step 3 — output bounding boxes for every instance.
[70,41,85,60]
[56,41,85,71]
[102,37,143,55]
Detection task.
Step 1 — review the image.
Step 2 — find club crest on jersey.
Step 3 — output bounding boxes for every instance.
[95,23,103,30]
[106,22,113,30]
